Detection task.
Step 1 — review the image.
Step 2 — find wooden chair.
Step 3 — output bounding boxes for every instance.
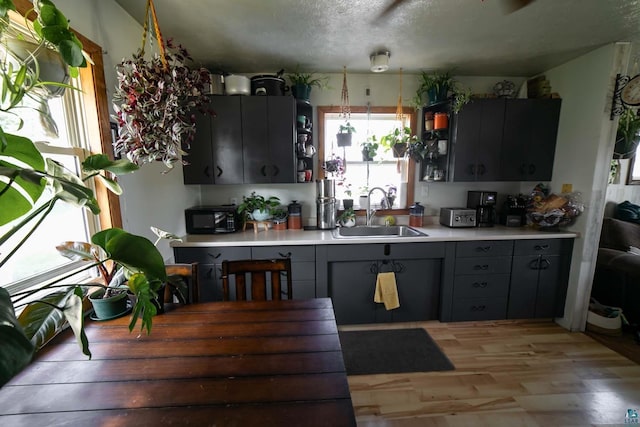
[221,258,292,301]
[164,263,200,304]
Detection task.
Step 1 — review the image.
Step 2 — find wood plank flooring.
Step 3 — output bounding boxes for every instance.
[340,319,640,426]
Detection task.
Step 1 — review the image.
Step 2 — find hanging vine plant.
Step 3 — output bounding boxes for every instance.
[111,0,210,169]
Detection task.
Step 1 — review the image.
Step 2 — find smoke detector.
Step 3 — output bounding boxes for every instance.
[370,51,391,73]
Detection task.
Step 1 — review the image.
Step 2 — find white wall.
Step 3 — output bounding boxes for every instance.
[545,43,627,330]
[54,0,200,260]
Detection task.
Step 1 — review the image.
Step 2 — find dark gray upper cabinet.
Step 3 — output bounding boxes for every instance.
[183,96,244,184]
[183,96,296,184]
[450,99,505,182]
[242,96,296,183]
[501,99,561,181]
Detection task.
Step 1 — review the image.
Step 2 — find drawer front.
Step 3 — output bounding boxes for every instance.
[451,297,508,321]
[453,274,510,299]
[454,256,512,275]
[326,242,445,261]
[455,240,513,257]
[252,245,315,262]
[513,239,571,256]
[174,247,251,264]
[291,261,315,281]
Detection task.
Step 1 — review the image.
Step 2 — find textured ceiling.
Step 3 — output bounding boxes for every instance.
[113,0,640,76]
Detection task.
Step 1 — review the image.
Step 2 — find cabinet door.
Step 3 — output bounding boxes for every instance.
[535,254,564,318]
[392,259,441,322]
[242,97,295,183]
[211,96,244,184]
[501,99,561,181]
[251,245,316,299]
[507,255,540,319]
[329,260,379,325]
[451,99,505,181]
[268,96,296,183]
[183,104,214,184]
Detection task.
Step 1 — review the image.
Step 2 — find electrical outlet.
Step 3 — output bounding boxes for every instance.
[365,88,370,96]
[229,197,238,205]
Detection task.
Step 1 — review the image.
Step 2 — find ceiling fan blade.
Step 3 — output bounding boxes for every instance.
[501,0,535,14]
[375,0,407,22]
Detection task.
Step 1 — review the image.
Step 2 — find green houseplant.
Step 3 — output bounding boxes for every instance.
[415,70,457,106]
[237,192,281,221]
[287,68,328,101]
[337,121,356,147]
[337,207,356,228]
[361,135,379,161]
[0,0,171,387]
[614,107,640,159]
[380,126,419,158]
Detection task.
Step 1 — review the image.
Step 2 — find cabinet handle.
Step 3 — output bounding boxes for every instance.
[278,251,292,258]
[260,165,267,176]
[476,246,491,252]
[207,252,222,260]
[473,264,489,271]
[534,244,549,251]
[470,305,486,311]
[204,166,211,177]
[528,258,540,269]
[273,165,280,176]
[206,268,213,279]
[216,166,223,177]
[369,263,378,274]
[472,282,488,288]
[528,164,536,175]
[539,258,551,270]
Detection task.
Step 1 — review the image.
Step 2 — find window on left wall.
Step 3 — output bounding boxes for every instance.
[0,8,117,294]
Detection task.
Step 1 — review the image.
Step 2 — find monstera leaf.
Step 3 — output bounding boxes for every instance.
[0,288,35,387]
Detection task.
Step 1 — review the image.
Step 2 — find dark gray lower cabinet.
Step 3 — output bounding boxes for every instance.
[507,239,573,319]
[251,245,316,299]
[324,243,445,325]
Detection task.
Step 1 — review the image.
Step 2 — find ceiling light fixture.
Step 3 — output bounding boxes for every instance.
[370,51,390,73]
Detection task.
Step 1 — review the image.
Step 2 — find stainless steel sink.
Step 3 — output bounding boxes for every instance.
[332,225,427,238]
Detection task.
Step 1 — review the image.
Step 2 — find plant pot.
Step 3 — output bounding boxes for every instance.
[392,143,408,158]
[272,220,287,230]
[362,150,375,162]
[292,83,312,101]
[359,195,368,208]
[340,217,356,228]
[427,86,449,105]
[250,209,271,221]
[337,133,352,147]
[343,199,354,210]
[89,289,128,320]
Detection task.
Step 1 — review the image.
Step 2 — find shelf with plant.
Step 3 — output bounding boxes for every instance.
[287,68,328,102]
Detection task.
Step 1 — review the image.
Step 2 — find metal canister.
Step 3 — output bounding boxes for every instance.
[409,202,425,227]
[287,200,303,230]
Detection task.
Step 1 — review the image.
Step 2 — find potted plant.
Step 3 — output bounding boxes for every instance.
[380,126,419,158]
[406,139,429,162]
[337,208,356,228]
[614,107,640,159]
[413,70,458,107]
[287,68,328,102]
[0,0,173,387]
[112,39,211,169]
[341,182,354,210]
[337,122,356,147]
[361,136,379,161]
[237,192,281,222]
[271,205,288,230]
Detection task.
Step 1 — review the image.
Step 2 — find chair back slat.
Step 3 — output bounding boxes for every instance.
[221,258,292,301]
[164,263,199,304]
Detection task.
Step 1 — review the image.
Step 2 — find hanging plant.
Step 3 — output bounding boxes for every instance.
[111,0,210,169]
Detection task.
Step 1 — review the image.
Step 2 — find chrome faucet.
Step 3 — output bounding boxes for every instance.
[366,187,390,226]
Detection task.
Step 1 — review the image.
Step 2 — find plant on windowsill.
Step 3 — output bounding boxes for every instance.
[237,192,281,222]
[337,207,356,228]
[0,0,170,387]
[337,122,356,147]
[287,67,328,102]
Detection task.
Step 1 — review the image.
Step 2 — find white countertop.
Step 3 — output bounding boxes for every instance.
[171,224,579,248]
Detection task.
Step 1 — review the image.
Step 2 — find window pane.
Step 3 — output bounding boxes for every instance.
[324,113,410,208]
[0,154,90,288]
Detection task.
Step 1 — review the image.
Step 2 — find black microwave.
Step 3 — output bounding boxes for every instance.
[185,205,239,234]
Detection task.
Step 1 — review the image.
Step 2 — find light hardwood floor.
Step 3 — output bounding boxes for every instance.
[340,320,640,426]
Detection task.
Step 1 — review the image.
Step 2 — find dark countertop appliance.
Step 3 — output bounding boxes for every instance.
[467,191,497,227]
[503,195,528,227]
[185,205,239,234]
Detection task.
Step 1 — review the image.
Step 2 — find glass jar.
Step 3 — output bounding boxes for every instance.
[409,202,424,227]
[287,200,302,229]
[434,112,448,130]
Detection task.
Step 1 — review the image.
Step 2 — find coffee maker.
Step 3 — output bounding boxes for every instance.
[467,191,497,227]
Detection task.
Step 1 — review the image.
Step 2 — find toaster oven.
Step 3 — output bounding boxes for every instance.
[185,205,239,234]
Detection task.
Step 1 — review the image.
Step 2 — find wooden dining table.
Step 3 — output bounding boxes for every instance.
[0,298,356,426]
